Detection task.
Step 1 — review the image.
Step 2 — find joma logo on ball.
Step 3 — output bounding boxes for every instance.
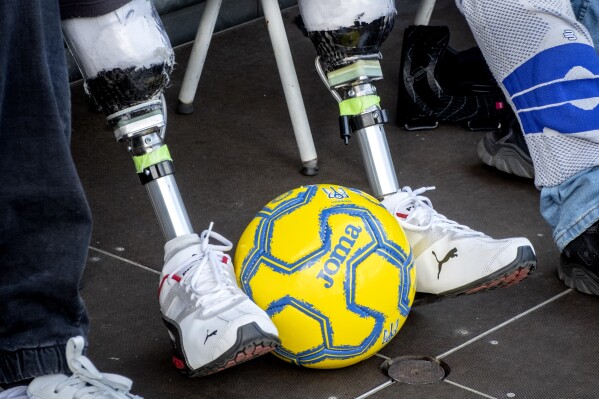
[317,224,362,288]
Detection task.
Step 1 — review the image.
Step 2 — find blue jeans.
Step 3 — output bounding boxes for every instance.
[0,0,92,384]
[571,0,599,48]
[540,0,599,251]
[541,167,599,251]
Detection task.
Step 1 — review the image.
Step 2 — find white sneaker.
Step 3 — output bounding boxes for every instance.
[381,187,536,297]
[0,386,27,399]
[159,223,280,377]
[26,336,141,398]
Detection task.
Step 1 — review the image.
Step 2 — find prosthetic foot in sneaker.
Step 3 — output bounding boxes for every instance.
[26,336,142,398]
[382,187,536,298]
[159,224,280,377]
[559,220,599,296]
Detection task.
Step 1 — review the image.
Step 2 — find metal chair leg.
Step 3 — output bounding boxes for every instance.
[260,0,318,175]
[177,0,222,114]
[177,0,319,174]
[414,0,437,25]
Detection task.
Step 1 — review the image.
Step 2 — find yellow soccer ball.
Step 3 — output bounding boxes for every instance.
[234,184,416,369]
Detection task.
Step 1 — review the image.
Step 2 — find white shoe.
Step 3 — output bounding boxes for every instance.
[159,223,280,377]
[26,337,141,398]
[0,386,27,399]
[382,187,536,297]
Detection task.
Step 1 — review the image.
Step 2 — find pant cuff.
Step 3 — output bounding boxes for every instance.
[0,342,70,385]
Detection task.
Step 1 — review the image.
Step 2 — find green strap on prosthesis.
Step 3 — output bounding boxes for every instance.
[133,145,172,173]
[338,95,381,116]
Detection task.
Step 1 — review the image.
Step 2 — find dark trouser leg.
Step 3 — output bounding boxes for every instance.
[0,0,91,384]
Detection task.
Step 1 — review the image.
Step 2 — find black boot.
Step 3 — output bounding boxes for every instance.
[559,220,599,295]
[397,25,505,131]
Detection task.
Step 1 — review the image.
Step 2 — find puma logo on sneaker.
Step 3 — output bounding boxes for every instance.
[432,248,458,279]
[204,329,218,344]
[160,224,280,377]
[381,187,536,297]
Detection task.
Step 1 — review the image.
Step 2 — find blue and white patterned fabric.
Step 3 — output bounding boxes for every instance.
[457,0,599,188]
[457,0,599,249]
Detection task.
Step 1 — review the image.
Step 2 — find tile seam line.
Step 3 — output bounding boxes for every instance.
[444,379,498,399]
[435,288,573,360]
[354,380,395,399]
[352,370,497,399]
[89,246,160,275]
[356,290,573,399]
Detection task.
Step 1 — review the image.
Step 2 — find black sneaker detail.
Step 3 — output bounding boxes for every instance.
[477,116,534,179]
[432,247,458,279]
[559,221,599,296]
[162,317,280,378]
[204,329,218,345]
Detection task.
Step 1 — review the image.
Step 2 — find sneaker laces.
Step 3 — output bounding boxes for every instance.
[167,222,245,313]
[391,187,484,238]
[55,336,141,399]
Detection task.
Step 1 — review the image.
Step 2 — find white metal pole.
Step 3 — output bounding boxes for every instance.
[260,0,318,173]
[414,0,436,25]
[177,0,223,113]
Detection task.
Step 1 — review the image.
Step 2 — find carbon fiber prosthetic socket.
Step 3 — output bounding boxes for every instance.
[298,0,395,71]
[62,0,174,115]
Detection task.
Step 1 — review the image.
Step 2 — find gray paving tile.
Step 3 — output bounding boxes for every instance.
[68,1,595,398]
[81,256,392,399]
[442,290,599,399]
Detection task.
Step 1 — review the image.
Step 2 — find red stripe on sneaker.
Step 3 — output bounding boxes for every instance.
[158,275,169,297]
[158,274,182,297]
[396,212,409,219]
[172,356,186,370]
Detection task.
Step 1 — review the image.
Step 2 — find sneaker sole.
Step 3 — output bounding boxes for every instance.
[415,246,536,304]
[558,258,599,296]
[163,318,280,377]
[477,139,535,179]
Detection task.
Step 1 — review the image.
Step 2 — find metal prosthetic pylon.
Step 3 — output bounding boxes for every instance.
[106,96,194,240]
[316,56,400,199]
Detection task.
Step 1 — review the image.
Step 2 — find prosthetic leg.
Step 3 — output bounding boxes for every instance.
[62,0,191,241]
[62,0,279,376]
[298,0,536,298]
[298,0,399,199]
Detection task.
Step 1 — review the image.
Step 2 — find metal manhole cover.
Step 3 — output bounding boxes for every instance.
[381,355,450,385]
